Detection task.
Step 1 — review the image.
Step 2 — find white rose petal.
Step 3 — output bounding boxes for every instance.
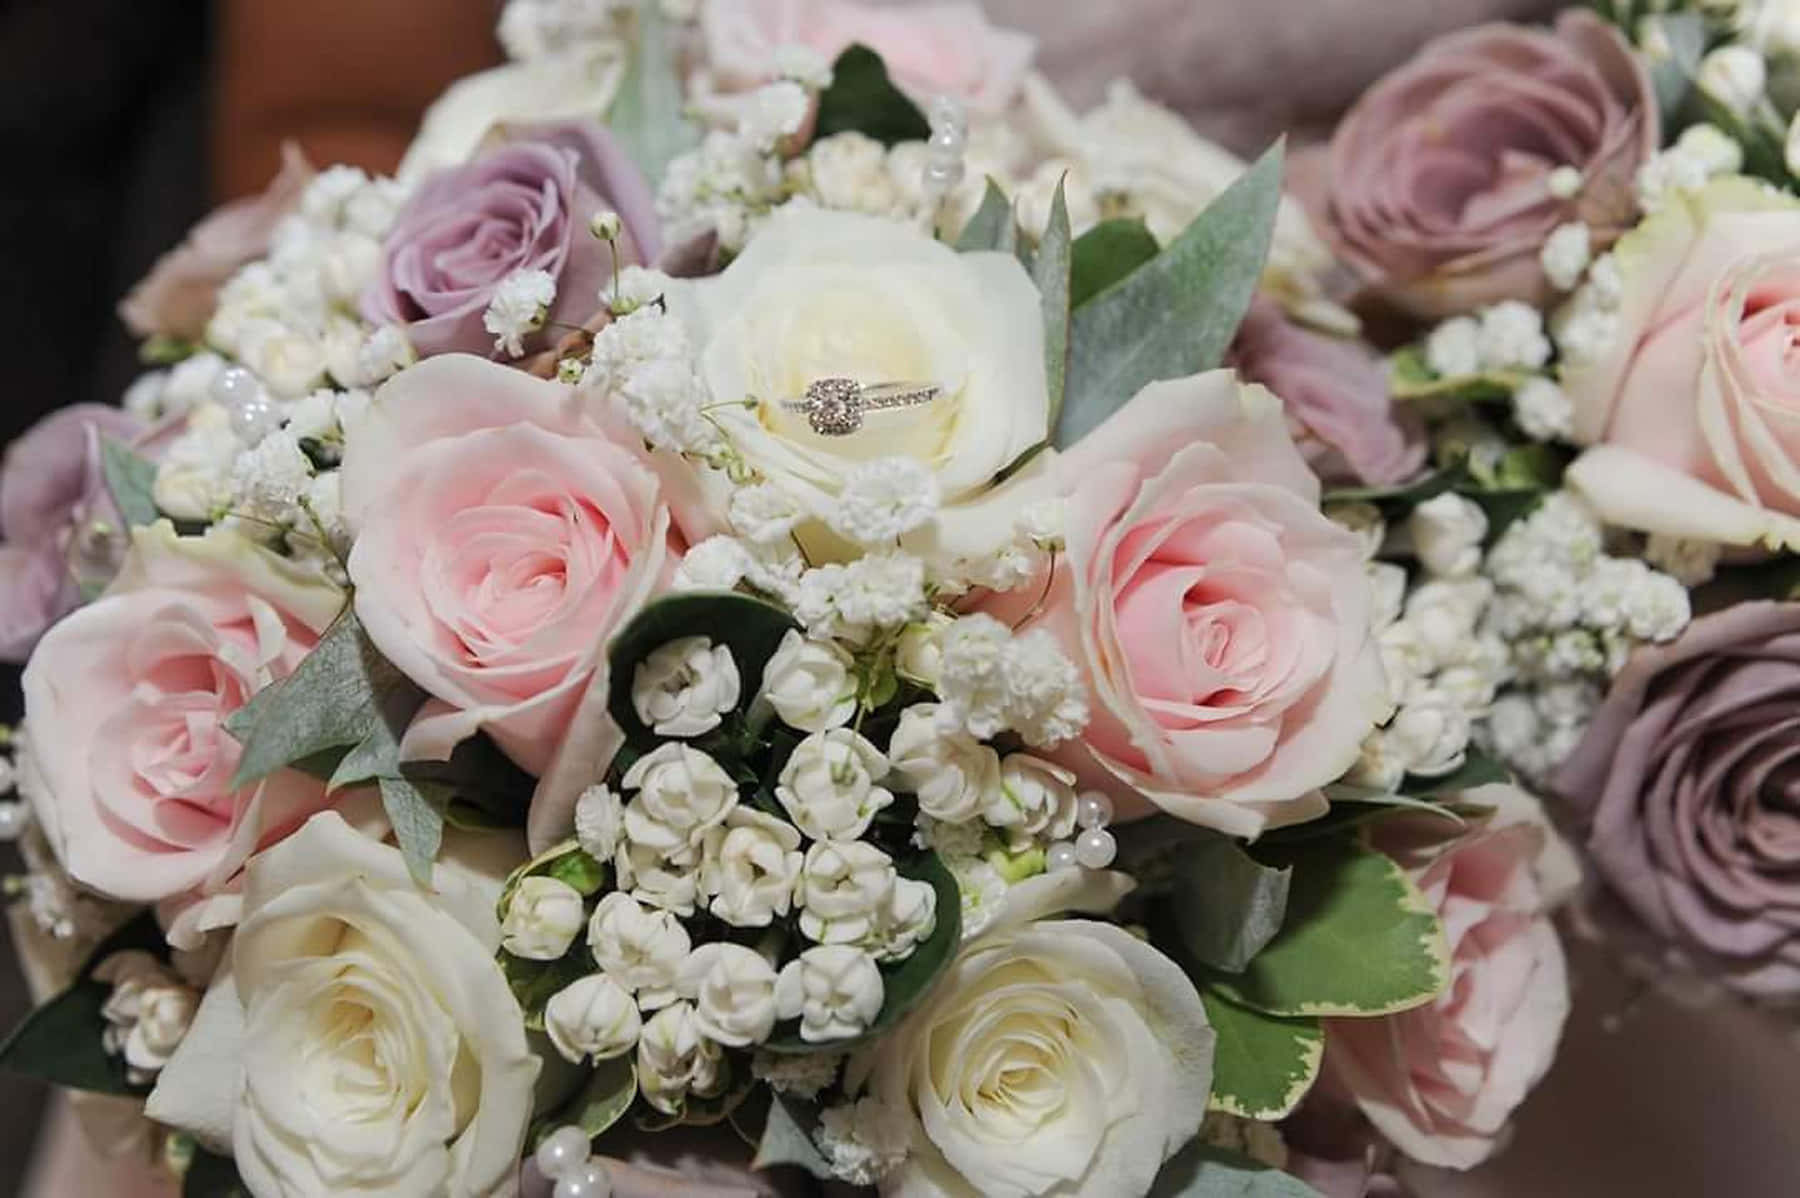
[774,945,885,1043]
[545,974,642,1064]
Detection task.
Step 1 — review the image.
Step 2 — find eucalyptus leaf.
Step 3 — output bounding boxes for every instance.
[955,179,1017,254]
[1057,142,1284,447]
[1034,178,1073,433]
[607,591,800,745]
[751,1092,835,1179]
[1210,839,1449,1018]
[611,0,699,187]
[1165,835,1291,974]
[100,437,161,528]
[1069,218,1159,307]
[1150,1139,1324,1197]
[813,45,931,145]
[1200,989,1323,1121]
[1649,12,1706,124]
[379,775,449,887]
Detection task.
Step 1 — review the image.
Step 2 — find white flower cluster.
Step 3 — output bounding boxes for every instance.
[95,950,200,1086]
[930,613,1089,748]
[1634,122,1743,215]
[580,299,725,460]
[1551,250,1623,368]
[1423,300,1551,378]
[483,268,556,357]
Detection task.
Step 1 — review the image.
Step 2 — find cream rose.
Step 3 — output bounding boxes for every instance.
[1562,178,1800,548]
[21,522,343,903]
[853,870,1212,1197]
[665,207,1052,568]
[145,812,540,1198]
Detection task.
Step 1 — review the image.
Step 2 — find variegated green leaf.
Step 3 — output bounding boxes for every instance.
[1200,989,1323,1120]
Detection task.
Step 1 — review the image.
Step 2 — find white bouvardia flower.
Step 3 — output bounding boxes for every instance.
[759,631,857,733]
[796,841,898,946]
[545,974,642,1065]
[632,636,741,737]
[678,943,780,1047]
[775,945,885,1042]
[637,1000,724,1114]
[776,730,894,841]
[700,808,804,928]
[587,892,692,1010]
[500,876,586,961]
[887,703,999,825]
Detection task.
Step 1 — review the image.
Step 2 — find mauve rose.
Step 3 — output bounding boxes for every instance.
[0,404,145,661]
[1230,300,1426,488]
[1556,602,1800,997]
[119,144,313,343]
[1323,11,1655,318]
[364,123,661,360]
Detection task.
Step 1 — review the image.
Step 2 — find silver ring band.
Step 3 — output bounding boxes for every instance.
[779,377,943,436]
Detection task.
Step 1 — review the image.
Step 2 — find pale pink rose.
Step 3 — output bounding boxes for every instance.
[340,355,709,849]
[1000,371,1388,838]
[1324,789,1572,1170]
[19,522,345,903]
[698,0,1035,116]
[119,144,313,343]
[1563,179,1800,549]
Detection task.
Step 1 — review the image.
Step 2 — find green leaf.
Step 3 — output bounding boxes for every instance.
[502,949,593,1033]
[1267,797,1465,846]
[1200,989,1323,1120]
[955,179,1018,253]
[533,1056,637,1148]
[1210,839,1448,1018]
[0,910,165,1095]
[607,591,800,744]
[228,609,423,790]
[1323,467,1458,509]
[141,334,199,366]
[813,44,931,146]
[762,851,960,1053]
[1033,178,1073,434]
[183,1148,250,1198]
[611,0,699,187]
[751,1092,835,1179]
[1151,1140,1323,1197]
[1388,344,1523,406]
[100,437,161,529]
[1058,142,1284,447]
[548,848,609,896]
[1146,831,1289,973]
[1403,747,1509,797]
[1069,218,1160,307]
[379,775,448,887]
[1648,12,1707,125]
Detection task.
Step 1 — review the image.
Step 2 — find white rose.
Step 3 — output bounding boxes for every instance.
[759,629,857,732]
[545,973,642,1065]
[775,945,885,1043]
[984,754,1079,850]
[500,874,586,960]
[854,874,1213,1198]
[776,728,894,841]
[678,943,780,1048]
[665,207,1054,568]
[699,807,804,928]
[621,743,740,854]
[797,840,897,946]
[1410,492,1490,579]
[632,636,742,737]
[637,1000,725,1115]
[887,703,1000,824]
[587,891,692,1010]
[145,813,539,1198]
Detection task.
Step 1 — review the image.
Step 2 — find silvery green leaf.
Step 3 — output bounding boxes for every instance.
[1069,218,1159,307]
[1034,178,1073,433]
[610,0,698,188]
[1057,142,1285,447]
[955,179,1017,254]
[751,1093,835,1179]
[100,437,160,529]
[1167,834,1291,974]
[379,775,449,887]
[1150,1140,1323,1197]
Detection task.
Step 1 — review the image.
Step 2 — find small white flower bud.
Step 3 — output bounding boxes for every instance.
[545,974,642,1064]
[501,876,586,961]
[1698,45,1766,117]
[1409,492,1489,579]
[589,209,624,241]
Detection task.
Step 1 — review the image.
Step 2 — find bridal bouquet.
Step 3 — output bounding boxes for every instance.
[11,0,1797,1194]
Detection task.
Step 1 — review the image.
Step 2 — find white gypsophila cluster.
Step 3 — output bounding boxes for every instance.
[226,428,313,527]
[1476,301,1552,372]
[1634,122,1744,214]
[741,80,812,153]
[95,950,200,1086]
[814,1096,912,1186]
[828,456,942,544]
[794,552,929,641]
[483,268,557,357]
[931,614,1089,748]
[582,306,723,458]
[1511,376,1575,443]
[1423,315,1482,379]
[1552,250,1624,367]
[1539,221,1593,292]
[752,1048,842,1100]
[631,636,742,737]
[154,403,244,521]
[604,264,674,315]
[728,481,806,545]
[495,0,626,60]
[659,127,791,254]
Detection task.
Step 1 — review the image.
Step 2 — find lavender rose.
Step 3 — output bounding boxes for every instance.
[0,405,144,661]
[1322,11,1655,318]
[364,123,661,360]
[1556,602,1800,997]
[1230,299,1425,488]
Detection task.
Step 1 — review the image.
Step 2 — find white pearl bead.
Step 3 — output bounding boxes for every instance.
[927,127,964,157]
[923,160,965,191]
[1076,791,1113,830]
[0,801,25,843]
[554,1160,613,1198]
[534,1126,591,1182]
[927,94,967,136]
[211,364,259,408]
[1074,827,1117,870]
[1045,841,1079,872]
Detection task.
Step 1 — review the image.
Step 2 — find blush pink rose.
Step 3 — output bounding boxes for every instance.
[698,0,1035,116]
[1563,179,1800,549]
[1324,786,1572,1170]
[1001,371,1389,838]
[341,355,708,850]
[19,522,345,903]
[1323,11,1655,318]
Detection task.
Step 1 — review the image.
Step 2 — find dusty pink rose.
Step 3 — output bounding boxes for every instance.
[1323,11,1655,318]
[1562,180,1800,549]
[119,144,313,343]
[1230,300,1426,488]
[1556,602,1800,997]
[19,522,344,903]
[341,355,708,850]
[364,123,660,360]
[1324,787,1571,1170]
[1003,371,1388,838]
[698,0,1035,116]
[0,404,146,661]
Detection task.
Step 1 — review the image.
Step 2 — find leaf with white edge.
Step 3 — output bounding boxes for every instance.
[956,179,1017,254]
[1209,839,1449,1018]
[1166,834,1291,974]
[750,1092,835,1179]
[606,591,800,744]
[1070,218,1159,307]
[813,45,931,147]
[1150,1140,1324,1197]
[1200,989,1323,1120]
[1057,142,1283,447]
[1403,747,1510,797]
[1389,344,1524,406]
[610,0,699,187]
[1034,178,1073,433]
[100,437,161,528]
[379,775,449,887]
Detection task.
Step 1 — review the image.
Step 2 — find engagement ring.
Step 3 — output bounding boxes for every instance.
[779,377,943,437]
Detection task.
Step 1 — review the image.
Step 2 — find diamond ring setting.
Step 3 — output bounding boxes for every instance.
[778,378,943,437]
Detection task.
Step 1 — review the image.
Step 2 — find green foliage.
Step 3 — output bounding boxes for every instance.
[533,1056,637,1148]
[182,1148,250,1198]
[1034,179,1073,434]
[751,1091,836,1179]
[1150,1140,1324,1197]
[1388,344,1527,406]
[1200,989,1322,1121]
[378,776,449,887]
[1069,218,1160,307]
[1154,830,1292,974]
[813,45,931,145]
[100,437,161,529]
[955,179,1019,253]
[611,0,699,186]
